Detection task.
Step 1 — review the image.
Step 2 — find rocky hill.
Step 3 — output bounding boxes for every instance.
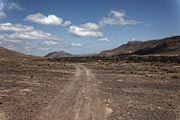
[100,36,180,56]
[45,51,74,58]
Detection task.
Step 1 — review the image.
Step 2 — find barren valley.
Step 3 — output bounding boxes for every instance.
[0,57,180,120]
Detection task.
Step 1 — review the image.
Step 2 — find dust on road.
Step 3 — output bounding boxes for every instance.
[38,64,110,120]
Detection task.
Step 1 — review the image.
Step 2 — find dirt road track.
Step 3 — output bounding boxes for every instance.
[38,64,109,120]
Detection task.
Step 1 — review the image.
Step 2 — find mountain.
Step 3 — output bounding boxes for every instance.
[45,51,74,58]
[0,46,31,59]
[100,36,180,56]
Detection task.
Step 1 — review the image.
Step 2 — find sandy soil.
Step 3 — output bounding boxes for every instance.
[38,64,109,120]
[0,59,180,120]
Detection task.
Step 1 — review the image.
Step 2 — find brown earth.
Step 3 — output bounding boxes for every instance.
[0,46,32,59]
[100,36,180,56]
[0,59,180,120]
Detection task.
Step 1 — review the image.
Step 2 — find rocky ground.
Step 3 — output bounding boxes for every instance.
[86,61,180,120]
[0,58,180,120]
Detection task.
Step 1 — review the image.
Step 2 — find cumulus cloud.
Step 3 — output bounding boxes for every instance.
[71,43,83,47]
[99,10,139,26]
[69,23,103,38]
[80,23,100,30]
[7,2,23,11]
[0,23,60,43]
[98,37,110,42]
[25,13,72,26]
[25,13,63,26]
[68,10,138,40]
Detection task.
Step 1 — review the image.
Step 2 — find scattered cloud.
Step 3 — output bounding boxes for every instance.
[25,13,71,26]
[7,2,23,11]
[68,10,137,41]
[0,34,21,43]
[0,22,62,55]
[0,30,60,42]
[80,23,100,30]
[0,1,24,19]
[43,40,59,46]
[98,37,110,42]
[99,10,139,26]
[69,25,103,38]
[0,23,33,32]
[0,23,61,43]
[71,43,83,47]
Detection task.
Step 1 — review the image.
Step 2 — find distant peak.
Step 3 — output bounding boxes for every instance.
[45,50,74,58]
[127,40,142,44]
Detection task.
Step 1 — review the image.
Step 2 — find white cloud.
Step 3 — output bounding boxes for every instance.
[25,13,63,26]
[0,23,34,32]
[69,25,103,38]
[80,23,100,30]
[0,34,21,43]
[62,20,72,27]
[98,37,110,42]
[71,43,83,47]
[7,2,23,11]
[0,23,61,43]
[25,13,71,26]
[99,10,139,26]
[0,30,59,41]
[43,41,59,46]
[68,10,138,39]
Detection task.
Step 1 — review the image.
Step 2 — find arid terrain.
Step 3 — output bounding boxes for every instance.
[0,57,180,120]
[0,0,179,119]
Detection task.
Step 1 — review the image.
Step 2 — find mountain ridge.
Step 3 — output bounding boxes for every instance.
[45,51,74,58]
[100,36,180,56]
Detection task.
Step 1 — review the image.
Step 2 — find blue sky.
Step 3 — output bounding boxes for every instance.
[0,0,179,56]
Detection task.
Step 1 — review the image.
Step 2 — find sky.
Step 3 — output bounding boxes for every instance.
[0,0,179,56]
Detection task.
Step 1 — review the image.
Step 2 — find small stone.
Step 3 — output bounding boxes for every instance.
[105,107,113,115]
[117,79,123,82]
[82,90,85,93]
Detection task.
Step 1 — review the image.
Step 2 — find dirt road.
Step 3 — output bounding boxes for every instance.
[38,64,109,120]
[1,61,179,120]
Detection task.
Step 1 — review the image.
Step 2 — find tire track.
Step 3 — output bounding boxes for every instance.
[38,64,108,120]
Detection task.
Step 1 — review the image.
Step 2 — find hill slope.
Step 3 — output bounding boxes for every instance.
[0,46,31,59]
[45,51,74,58]
[100,36,180,56]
